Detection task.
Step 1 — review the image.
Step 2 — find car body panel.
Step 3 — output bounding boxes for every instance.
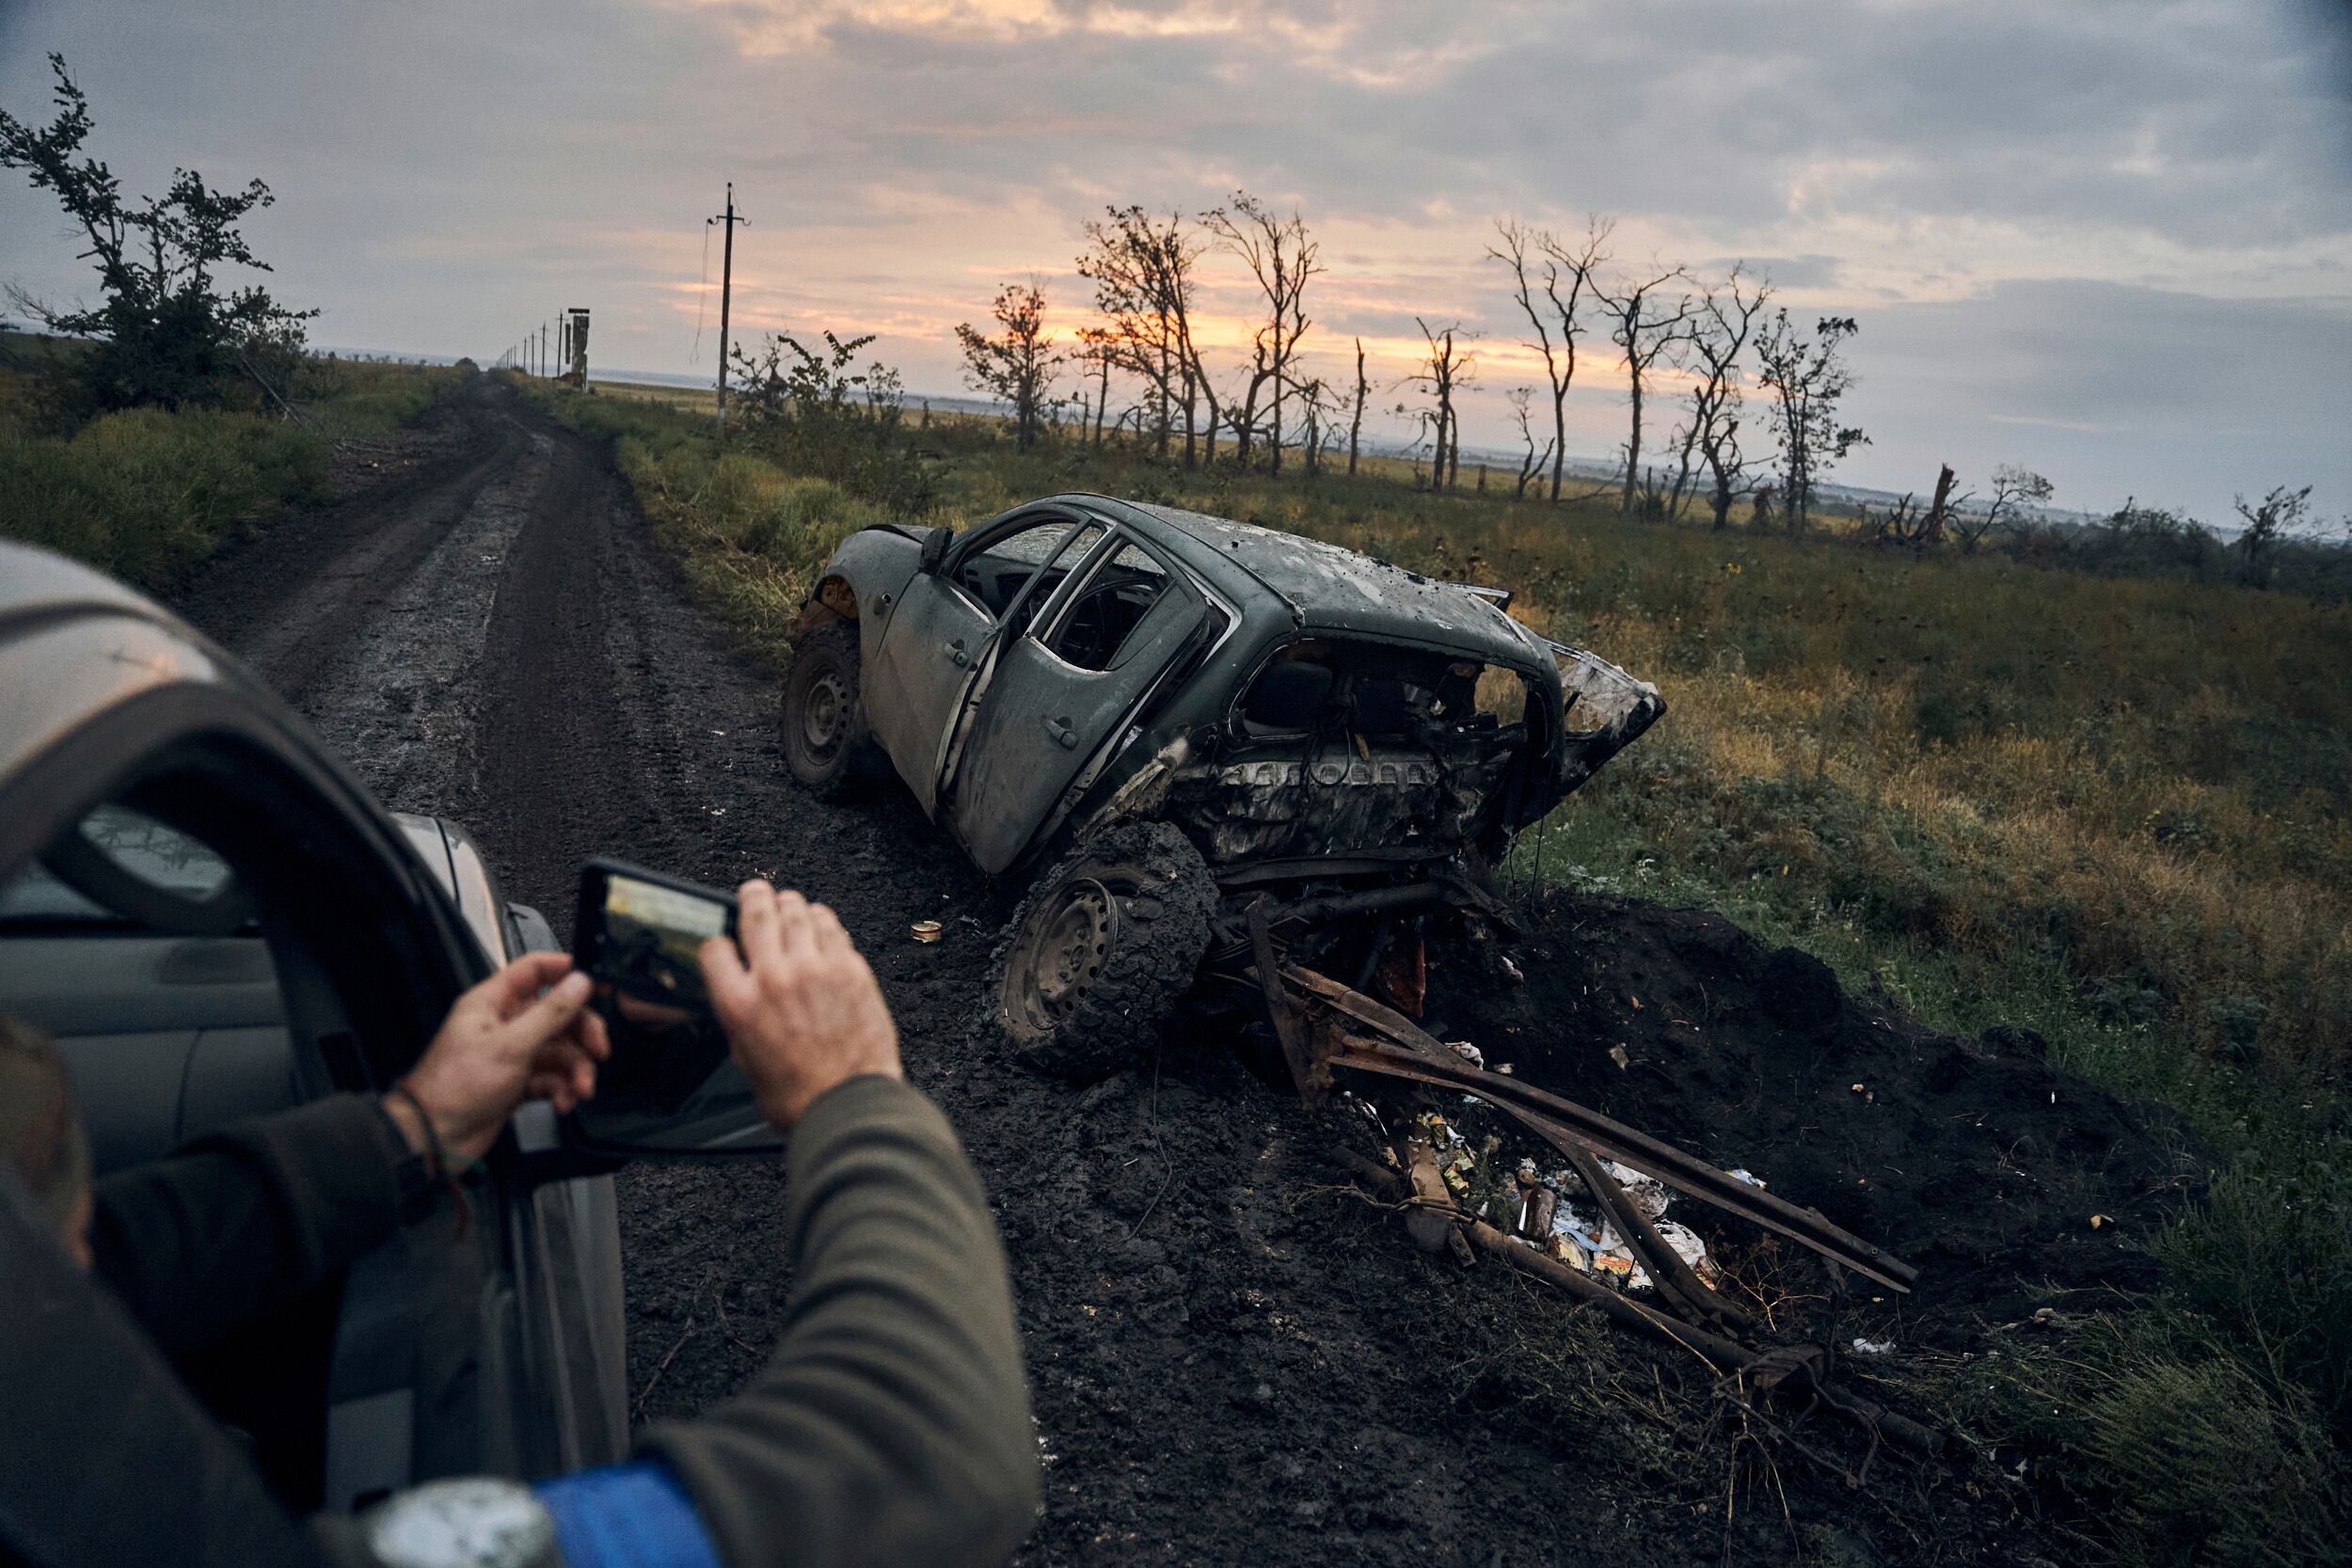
[864,568,995,814]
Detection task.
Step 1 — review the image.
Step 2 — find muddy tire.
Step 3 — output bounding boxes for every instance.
[992,822,1216,1082]
[780,620,879,798]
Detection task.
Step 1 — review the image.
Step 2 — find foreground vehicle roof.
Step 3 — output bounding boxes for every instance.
[1070,496,1547,669]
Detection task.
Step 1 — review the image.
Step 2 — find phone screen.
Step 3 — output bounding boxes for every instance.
[584,869,733,1009]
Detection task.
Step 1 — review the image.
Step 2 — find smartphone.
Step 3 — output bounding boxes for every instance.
[573,859,738,1011]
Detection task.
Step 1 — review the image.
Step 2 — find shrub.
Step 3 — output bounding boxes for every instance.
[0,404,326,584]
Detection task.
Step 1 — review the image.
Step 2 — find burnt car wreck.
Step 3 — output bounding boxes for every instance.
[784,493,1942,1463]
[780,492,1662,1075]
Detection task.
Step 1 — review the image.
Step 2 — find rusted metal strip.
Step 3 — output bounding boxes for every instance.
[1247,899,1327,1105]
[1553,1137,1753,1334]
[1322,1034,1918,1293]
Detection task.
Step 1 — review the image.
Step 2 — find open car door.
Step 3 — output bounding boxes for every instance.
[946,535,1212,875]
[865,513,1103,815]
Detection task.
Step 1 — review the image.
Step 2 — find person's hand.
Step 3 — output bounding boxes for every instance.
[699,881,901,1130]
[392,953,612,1164]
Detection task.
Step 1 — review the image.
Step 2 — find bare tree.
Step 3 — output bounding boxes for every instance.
[2233,483,2312,588]
[955,277,1062,450]
[1296,375,1346,479]
[1667,265,1769,530]
[1951,464,2054,552]
[1506,386,1554,499]
[1076,206,1210,463]
[1200,192,1322,471]
[1074,326,1116,450]
[1485,216,1611,504]
[1755,309,1867,533]
[1347,336,1368,478]
[1597,262,1696,515]
[1398,319,1475,491]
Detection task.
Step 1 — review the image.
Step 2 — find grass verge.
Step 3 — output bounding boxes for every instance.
[0,353,462,588]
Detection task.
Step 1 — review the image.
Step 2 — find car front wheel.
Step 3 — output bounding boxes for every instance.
[780,620,879,798]
[991,822,1216,1081]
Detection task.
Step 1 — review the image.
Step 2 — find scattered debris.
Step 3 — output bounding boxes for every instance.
[1263,956,1944,1466]
[1851,1337,1896,1356]
[910,919,943,943]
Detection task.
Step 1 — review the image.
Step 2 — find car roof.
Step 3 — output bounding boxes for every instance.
[0,541,172,626]
[1057,495,1547,669]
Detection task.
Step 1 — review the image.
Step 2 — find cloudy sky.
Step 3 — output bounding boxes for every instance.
[4,0,2347,523]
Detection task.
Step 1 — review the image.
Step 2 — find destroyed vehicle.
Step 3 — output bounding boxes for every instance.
[780,494,1663,1078]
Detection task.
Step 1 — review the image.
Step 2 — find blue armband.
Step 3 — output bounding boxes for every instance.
[534,1460,722,1568]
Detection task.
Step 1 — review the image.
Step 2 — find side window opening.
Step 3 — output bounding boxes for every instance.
[1041,541,1170,673]
[955,519,1104,630]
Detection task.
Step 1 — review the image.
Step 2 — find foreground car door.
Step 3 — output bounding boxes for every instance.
[946,534,1211,874]
[865,514,1102,815]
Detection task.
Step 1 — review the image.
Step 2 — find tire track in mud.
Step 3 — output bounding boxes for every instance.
[168,374,2077,1568]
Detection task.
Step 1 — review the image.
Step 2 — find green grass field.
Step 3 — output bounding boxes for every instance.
[0,347,461,587]
[541,373,2350,1563]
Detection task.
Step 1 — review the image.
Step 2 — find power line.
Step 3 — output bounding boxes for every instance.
[691,218,712,365]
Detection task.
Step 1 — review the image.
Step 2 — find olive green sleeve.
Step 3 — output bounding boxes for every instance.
[640,1075,1039,1568]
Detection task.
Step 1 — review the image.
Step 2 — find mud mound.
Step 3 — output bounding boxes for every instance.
[1422,892,2199,1346]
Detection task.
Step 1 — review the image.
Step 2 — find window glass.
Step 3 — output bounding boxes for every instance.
[1044,543,1169,672]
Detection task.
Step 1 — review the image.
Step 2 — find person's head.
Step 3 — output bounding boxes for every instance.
[0,1017,93,1267]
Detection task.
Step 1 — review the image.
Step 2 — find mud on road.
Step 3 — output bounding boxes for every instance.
[172,374,2191,1567]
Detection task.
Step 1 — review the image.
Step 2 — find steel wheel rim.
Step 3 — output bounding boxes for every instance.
[799,669,849,759]
[1007,878,1120,1032]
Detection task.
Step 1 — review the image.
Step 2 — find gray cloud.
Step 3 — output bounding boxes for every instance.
[3,0,2346,522]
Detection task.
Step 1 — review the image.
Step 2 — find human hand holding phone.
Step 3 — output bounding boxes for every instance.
[697,880,902,1131]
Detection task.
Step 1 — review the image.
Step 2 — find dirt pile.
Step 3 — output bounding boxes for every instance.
[1419,895,2196,1348]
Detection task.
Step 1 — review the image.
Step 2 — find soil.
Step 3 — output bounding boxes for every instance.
[168,373,2198,1567]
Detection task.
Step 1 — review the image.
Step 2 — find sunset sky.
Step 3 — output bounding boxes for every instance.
[4,0,2347,523]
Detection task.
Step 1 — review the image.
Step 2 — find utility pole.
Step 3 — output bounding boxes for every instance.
[708,182,746,437]
[541,321,549,378]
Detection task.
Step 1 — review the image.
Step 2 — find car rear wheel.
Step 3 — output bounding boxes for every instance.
[992,822,1215,1081]
[780,621,879,798]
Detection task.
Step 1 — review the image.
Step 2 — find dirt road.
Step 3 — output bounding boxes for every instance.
[173,374,2177,1567]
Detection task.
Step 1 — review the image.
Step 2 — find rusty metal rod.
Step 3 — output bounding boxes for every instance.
[1333,1148,1942,1459]
[1462,1219,1750,1368]
[1552,1137,1753,1334]
[1276,962,1915,1291]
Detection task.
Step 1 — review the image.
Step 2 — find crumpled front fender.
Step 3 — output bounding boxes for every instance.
[1550,641,1666,797]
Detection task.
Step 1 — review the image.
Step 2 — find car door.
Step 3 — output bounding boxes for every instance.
[865,513,1104,815]
[946,533,1212,875]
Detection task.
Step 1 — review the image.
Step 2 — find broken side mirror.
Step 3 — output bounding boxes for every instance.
[917,525,953,576]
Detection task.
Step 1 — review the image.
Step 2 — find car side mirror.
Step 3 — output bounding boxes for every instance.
[917,526,953,576]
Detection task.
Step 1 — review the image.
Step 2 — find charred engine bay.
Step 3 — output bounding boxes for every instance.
[172,377,2194,1568]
